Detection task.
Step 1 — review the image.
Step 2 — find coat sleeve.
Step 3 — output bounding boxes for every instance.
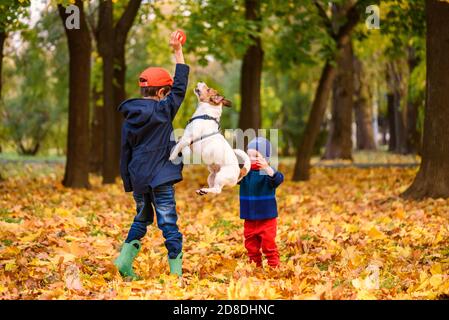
[159,63,190,120]
[269,169,284,188]
[120,126,133,192]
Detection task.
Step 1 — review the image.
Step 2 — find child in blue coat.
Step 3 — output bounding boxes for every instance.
[114,31,188,279]
[239,137,284,268]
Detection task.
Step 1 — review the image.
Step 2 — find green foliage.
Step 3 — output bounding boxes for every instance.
[174,0,254,65]
[176,0,332,68]
[262,68,317,155]
[0,0,428,158]
[40,5,69,154]
[352,0,426,133]
[169,0,333,155]
[0,0,30,33]
[267,0,329,70]
[2,5,67,155]
[382,0,426,132]
[3,32,52,154]
[382,0,425,58]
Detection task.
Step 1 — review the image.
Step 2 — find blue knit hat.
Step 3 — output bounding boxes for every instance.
[247,137,272,160]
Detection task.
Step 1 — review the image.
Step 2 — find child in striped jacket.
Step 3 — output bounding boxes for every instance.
[239,137,284,268]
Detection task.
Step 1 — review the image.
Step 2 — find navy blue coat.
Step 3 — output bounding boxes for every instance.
[239,169,284,220]
[118,63,190,193]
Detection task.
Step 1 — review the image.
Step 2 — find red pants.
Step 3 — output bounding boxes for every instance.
[244,218,279,267]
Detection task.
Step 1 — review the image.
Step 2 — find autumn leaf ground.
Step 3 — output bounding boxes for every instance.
[1,158,449,300]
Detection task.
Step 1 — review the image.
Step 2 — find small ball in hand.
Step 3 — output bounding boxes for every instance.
[176,29,186,45]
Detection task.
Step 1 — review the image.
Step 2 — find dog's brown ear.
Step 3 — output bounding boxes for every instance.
[210,95,232,107]
[222,98,232,107]
[210,95,224,106]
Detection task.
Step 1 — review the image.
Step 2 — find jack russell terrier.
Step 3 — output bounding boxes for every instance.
[169,82,251,195]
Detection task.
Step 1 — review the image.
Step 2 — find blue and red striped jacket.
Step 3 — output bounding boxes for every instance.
[239,168,284,220]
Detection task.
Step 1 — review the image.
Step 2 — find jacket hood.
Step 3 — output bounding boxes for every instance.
[118,98,155,127]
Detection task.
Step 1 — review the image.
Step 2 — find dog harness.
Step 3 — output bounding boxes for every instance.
[186,115,221,146]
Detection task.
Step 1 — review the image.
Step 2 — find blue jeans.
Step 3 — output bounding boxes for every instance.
[125,184,182,259]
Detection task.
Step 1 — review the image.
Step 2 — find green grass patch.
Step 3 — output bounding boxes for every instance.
[211,218,238,235]
[0,216,22,224]
[300,234,312,241]
[381,276,397,289]
[333,279,345,288]
[1,239,13,246]
[0,152,65,162]
[0,208,11,215]
[316,262,329,271]
[440,246,449,257]
[90,228,106,237]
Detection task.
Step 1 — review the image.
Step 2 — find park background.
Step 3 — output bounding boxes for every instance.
[0,0,448,299]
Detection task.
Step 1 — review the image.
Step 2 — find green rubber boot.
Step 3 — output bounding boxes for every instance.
[114,240,141,280]
[168,252,183,276]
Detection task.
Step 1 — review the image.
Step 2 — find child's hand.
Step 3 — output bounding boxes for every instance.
[169,31,185,64]
[256,156,275,176]
[169,31,183,51]
[255,156,269,170]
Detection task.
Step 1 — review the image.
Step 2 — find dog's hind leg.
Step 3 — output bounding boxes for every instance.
[207,172,216,188]
[196,184,223,196]
[206,165,219,188]
[196,169,231,195]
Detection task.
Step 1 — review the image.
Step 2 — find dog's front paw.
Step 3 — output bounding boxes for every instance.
[169,152,177,162]
[169,151,183,163]
[196,189,208,196]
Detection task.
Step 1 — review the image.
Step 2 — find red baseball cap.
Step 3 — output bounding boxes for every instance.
[139,67,173,87]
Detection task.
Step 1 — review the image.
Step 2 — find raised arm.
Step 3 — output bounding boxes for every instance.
[171,30,185,64]
[160,31,190,119]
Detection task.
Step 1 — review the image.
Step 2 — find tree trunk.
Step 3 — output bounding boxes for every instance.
[402,0,449,199]
[58,1,91,188]
[113,46,126,170]
[405,46,422,154]
[97,0,117,184]
[18,141,40,156]
[113,0,141,173]
[89,88,103,173]
[0,31,5,102]
[386,61,407,153]
[292,2,361,181]
[293,62,337,180]
[94,0,141,183]
[354,55,376,150]
[406,97,422,154]
[323,40,354,159]
[238,0,263,133]
[0,32,5,158]
[378,115,388,146]
[387,91,397,151]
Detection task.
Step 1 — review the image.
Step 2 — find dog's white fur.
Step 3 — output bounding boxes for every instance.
[169,82,250,195]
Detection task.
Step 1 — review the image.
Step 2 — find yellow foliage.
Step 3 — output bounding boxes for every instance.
[367,227,386,240]
[1,164,449,299]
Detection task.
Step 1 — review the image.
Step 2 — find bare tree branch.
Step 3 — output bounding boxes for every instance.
[313,0,335,38]
[114,0,142,46]
[335,0,361,46]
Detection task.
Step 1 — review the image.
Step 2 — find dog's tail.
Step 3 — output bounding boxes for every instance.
[233,149,251,182]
